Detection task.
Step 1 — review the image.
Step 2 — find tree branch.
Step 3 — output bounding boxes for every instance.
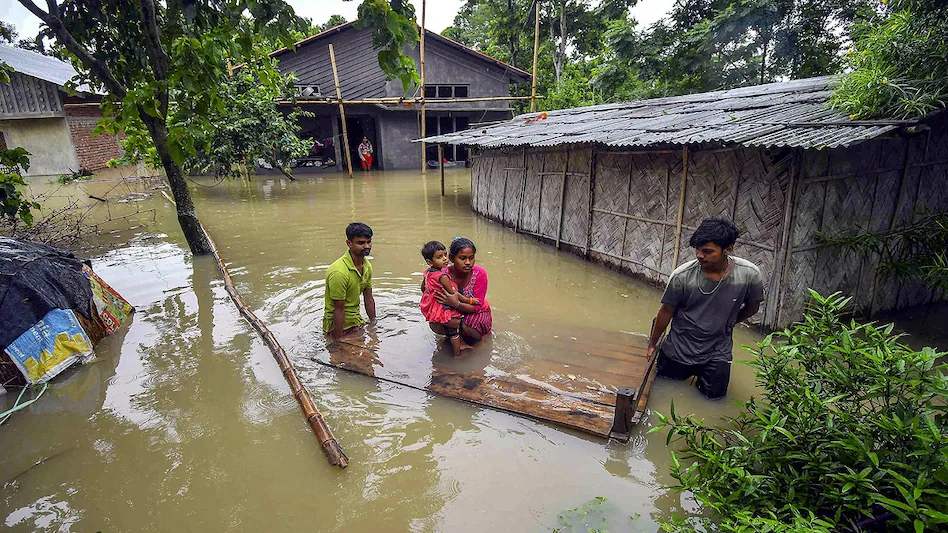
[137,0,171,115]
[18,0,128,98]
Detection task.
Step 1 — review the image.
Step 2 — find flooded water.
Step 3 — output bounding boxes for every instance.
[3,168,928,531]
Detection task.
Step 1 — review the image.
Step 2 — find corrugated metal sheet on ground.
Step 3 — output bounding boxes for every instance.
[418,76,914,150]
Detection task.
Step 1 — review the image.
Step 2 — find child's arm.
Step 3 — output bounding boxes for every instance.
[438,274,480,305]
[438,274,458,295]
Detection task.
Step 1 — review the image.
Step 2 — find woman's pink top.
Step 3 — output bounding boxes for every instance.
[420,269,462,324]
[444,264,492,335]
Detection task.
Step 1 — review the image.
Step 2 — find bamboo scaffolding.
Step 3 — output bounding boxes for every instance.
[420,0,427,175]
[671,146,689,269]
[530,0,540,113]
[278,95,542,106]
[158,190,349,468]
[329,44,354,178]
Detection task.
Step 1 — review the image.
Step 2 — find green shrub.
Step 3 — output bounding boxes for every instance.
[654,290,948,532]
[0,147,40,226]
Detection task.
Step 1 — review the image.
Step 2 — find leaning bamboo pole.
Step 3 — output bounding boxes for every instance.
[420,0,427,175]
[671,146,689,269]
[158,191,349,468]
[329,44,354,178]
[530,0,541,114]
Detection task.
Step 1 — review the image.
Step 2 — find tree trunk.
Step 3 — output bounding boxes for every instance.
[142,114,213,255]
[554,0,567,87]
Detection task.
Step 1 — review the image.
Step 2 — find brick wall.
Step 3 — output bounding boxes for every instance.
[65,106,124,172]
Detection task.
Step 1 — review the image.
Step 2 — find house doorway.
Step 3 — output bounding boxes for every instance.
[341,115,380,170]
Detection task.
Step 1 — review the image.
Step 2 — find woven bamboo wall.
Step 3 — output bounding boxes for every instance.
[470,127,948,328]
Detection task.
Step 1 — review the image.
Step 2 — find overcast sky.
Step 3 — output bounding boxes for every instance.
[1,0,675,45]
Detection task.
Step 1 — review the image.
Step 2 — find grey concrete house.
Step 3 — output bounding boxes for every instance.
[0,45,122,176]
[271,22,531,170]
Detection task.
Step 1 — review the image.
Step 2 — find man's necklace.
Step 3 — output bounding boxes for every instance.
[699,257,733,296]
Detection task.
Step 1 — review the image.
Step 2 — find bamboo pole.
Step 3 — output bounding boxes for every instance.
[530,0,541,114]
[280,95,543,106]
[775,154,805,328]
[439,145,445,196]
[671,146,689,269]
[420,0,427,175]
[329,44,353,178]
[515,149,527,232]
[584,146,597,258]
[767,155,799,328]
[555,152,570,249]
[158,191,348,467]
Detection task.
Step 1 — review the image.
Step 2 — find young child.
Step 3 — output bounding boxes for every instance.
[420,240,480,356]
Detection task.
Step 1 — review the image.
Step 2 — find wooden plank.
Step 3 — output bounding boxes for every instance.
[318,321,656,439]
[327,342,616,437]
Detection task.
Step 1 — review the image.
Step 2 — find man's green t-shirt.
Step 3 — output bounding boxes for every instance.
[322,252,372,333]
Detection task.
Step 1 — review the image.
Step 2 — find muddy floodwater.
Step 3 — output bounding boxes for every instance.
[1,169,940,532]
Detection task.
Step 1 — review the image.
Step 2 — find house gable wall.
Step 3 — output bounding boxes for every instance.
[0,71,64,118]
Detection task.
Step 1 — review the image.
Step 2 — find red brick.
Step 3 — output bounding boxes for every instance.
[65,106,124,172]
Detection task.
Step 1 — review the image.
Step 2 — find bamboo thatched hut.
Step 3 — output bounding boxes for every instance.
[422,76,948,329]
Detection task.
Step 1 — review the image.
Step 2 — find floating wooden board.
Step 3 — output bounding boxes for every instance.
[319,321,656,439]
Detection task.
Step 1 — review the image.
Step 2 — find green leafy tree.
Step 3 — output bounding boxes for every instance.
[0,147,41,227]
[258,13,319,52]
[357,0,420,91]
[832,0,948,119]
[16,0,306,254]
[181,69,313,180]
[320,15,348,31]
[597,0,871,101]
[655,291,948,532]
[444,0,629,111]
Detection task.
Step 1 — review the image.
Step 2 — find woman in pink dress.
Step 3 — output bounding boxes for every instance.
[427,237,493,345]
[419,241,482,356]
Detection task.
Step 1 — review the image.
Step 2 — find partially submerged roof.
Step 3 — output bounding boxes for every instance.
[420,76,921,150]
[270,21,531,82]
[0,44,94,94]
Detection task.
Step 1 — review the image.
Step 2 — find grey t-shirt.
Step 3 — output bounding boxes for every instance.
[660,256,764,365]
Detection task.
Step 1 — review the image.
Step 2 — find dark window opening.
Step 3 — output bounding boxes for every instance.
[424,86,436,98]
[438,86,452,98]
[455,116,469,131]
[453,86,468,98]
[0,131,6,152]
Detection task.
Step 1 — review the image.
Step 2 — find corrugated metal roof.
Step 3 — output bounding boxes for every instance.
[418,76,913,150]
[0,44,95,93]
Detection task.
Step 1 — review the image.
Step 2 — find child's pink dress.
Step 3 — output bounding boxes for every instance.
[420,269,463,324]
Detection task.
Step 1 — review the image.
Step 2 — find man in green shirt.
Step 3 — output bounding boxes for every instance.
[323,222,376,339]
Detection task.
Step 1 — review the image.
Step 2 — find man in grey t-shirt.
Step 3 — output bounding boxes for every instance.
[646,217,764,399]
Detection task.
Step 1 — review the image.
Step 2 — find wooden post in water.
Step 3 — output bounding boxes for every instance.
[530,0,540,113]
[555,151,570,249]
[584,146,597,258]
[420,0,427,175]
[609,386,635,442]
[671,146,689,269]
[439,144,445,196]
[329,44,353,178]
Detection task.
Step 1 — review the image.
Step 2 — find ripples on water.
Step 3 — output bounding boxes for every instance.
[0,170,780,532]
